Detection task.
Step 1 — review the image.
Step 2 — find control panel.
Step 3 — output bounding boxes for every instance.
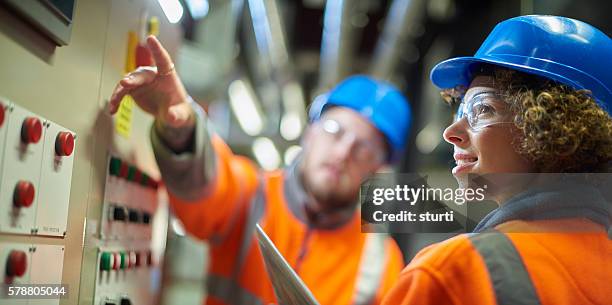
[0,101,76,236]
[102,157,159,240]
[0,242,65,305]
[92,156,163,305]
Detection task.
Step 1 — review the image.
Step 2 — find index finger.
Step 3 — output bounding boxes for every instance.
[146,35,174,74]
[109,83,130,114]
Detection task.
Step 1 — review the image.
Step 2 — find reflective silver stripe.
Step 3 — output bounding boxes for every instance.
[151,100,217,202]
[233,177,266,277]
[206,180,267,304]
[352,233,387,305]
[206,274,264,305]
[469,231,542,305]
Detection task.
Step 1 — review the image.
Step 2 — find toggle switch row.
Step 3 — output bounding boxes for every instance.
[99,250,153,271]
[109,204,152,225]
[108,157,159,189]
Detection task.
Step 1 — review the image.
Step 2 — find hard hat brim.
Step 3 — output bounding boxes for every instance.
[430,56,612,106]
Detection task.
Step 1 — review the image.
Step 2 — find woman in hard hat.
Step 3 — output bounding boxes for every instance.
[382,15,611,305]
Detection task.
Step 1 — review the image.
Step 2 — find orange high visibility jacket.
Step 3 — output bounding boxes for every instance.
[382,219,611,304]
[151,104,404,305]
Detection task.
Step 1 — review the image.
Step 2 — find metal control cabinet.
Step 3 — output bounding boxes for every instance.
[0,0,182,304]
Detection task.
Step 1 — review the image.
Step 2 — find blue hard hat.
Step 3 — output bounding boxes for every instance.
[430,15,612,110]
[309,75,412,163]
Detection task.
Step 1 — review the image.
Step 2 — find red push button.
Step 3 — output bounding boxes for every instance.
[146,250,153,267]
[0,103,5,127]
[6,250,27,277]
[21,117,42,144]
[112,252,121,270]
[134,251,142,267]
[119,163,129,179]
[148,179,159,189]
[55,132,74,156]
[13,180,35,208]
[133,170,142,184]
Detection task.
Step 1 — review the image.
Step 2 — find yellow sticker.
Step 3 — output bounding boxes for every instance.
[115,95,134,138]
[148,16,159,36]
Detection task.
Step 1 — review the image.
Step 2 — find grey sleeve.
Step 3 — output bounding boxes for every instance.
[150,100,217,202]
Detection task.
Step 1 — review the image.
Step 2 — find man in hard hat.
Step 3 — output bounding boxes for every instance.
[382,15,611,305]
[109,36,411,305]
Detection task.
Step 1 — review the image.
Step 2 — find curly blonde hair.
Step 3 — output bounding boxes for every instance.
[481,66,612,172]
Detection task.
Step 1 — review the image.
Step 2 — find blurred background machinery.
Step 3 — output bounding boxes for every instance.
[0,0,609,305]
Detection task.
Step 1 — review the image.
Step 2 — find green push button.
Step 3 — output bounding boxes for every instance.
[120,251,128,269]
[109,157,121,176]
[127,166,136,181]
[140,174,149,186]
[100,252,112,271]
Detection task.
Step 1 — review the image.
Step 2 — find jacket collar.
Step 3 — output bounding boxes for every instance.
[282,155,357,229]
[473,179,611,233]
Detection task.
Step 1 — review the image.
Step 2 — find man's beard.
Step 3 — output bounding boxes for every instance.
[303,173,357,213]
[310,189,357,213]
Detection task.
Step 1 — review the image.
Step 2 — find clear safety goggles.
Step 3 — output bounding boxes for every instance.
[442,86,514,131]
[319,119,385,165]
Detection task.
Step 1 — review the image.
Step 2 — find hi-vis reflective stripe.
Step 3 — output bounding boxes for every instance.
[206,178,268,305]
[206,274,264,305]
[352,233,386,305]
[469,231,542,305]
[233,177,266,277]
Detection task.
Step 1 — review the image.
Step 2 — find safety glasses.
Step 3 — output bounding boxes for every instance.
[442,86,514,131]
[319,119,385,165]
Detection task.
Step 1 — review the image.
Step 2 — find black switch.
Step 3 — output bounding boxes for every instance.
[142,212,151,224]
[120,297,132,305]
[128,209,141,223]
[111,205,127,222]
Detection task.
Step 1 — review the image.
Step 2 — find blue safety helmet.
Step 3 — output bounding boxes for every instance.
[309,75,412,163]
[430,15,612,112]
